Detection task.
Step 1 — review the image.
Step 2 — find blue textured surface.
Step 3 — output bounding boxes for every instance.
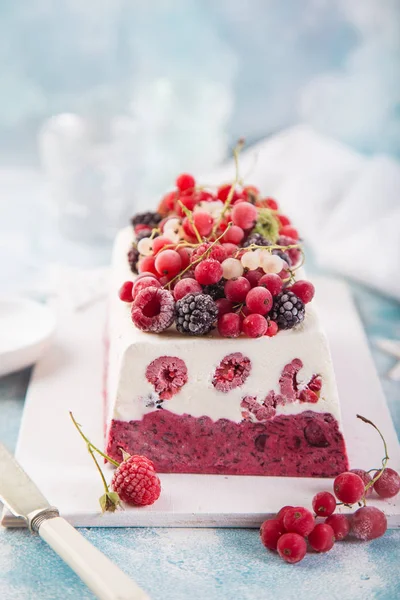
[0,285,399,599]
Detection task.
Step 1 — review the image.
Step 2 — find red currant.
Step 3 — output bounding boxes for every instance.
[217,183,237,202]
[280,225,299,240]
[283,506,314,537]
[176,173,195,192]
[173,278,202,301]
[215,298,233,317]
[242,314,268,338]
[244,269,263,288]
[373,468,400,499]
[194,259,223,285]
[277,533,307,564]
[245,286,273,315]
[176,195,198,217]
[264,197,278,210]
[288,280,315,304]
[222,242,239,258]
[118,281,134,302]
[350,469,373,497]
[351,506,387,540]
[333,472,365,504]
[224,277,251,302]
[276,506,293,529]
[153,236,173,254]
[132,276,161,299]
[308,524,335,553]
[138,255,158,276]
[177,247,192,270]
[312,491,336,517]
[325,514,350,541]
[265,320,278,337]
[232,202,258,230]
[217,313,242,338]
[193,211,214,237]
[154,249,182,277]
[258,273,283,296]
[277,214,291,227]
[157,191,177,215]
[260,519,284,551]
[222,225,245,245]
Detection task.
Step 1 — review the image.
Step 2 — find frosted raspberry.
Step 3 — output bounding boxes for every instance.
[111,455,161,506]
[131,286,175,333]
[213,352,251,392]
[145,356,188,400]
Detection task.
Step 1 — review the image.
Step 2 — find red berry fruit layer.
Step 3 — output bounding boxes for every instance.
[106,410,348,476]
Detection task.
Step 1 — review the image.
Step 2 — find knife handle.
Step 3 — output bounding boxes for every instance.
[38,516,149,600]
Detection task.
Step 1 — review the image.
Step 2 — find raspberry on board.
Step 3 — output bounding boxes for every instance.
[111,455,161,506]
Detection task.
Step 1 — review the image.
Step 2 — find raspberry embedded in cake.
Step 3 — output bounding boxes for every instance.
[145,356,188,400]
[212,352,251,392]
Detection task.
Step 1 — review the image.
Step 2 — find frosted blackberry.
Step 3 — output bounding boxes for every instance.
[131,211,162,229]
[127,246,140,273]
[175,293,218,335]
[270,291,305,330]
[272,249,291,265]
[243,232,270,248]
[202,279,226,300]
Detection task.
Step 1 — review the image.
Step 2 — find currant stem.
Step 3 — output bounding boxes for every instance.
[357,414,390,502]
[178,200,203,244]
[69,412,120,467]
[163,223,233,288]
[211,139,245,236]
[87,443,110,494]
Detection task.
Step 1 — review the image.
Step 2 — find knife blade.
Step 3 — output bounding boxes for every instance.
[0,442,51,522]
[0,443,150,600]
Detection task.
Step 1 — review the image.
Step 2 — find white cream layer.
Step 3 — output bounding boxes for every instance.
[106,227,343,427]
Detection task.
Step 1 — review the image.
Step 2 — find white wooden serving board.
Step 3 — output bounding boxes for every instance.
[2,278,400,528]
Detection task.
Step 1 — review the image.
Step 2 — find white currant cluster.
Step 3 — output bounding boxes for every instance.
[221,250,285,280]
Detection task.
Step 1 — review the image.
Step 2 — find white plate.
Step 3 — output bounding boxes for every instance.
[0,297,56,377]
[2,278,400,528]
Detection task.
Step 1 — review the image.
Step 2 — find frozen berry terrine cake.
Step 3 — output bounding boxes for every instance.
[105,162,349,477]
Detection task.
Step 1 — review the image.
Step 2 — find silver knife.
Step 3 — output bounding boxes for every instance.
[0,443,149,600]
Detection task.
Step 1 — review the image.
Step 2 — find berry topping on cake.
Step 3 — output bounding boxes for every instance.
[123,140,315,338]
[175,293,218,335]
[270,291,305,330]
[131,287,175,333]
[212,352,251,392]
[146,356,188,400]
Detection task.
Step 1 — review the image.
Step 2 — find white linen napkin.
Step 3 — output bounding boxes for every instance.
[205,125,400,300]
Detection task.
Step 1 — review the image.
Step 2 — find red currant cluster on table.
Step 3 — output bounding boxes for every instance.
[260,416,400,564]
[120,170,315,338]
